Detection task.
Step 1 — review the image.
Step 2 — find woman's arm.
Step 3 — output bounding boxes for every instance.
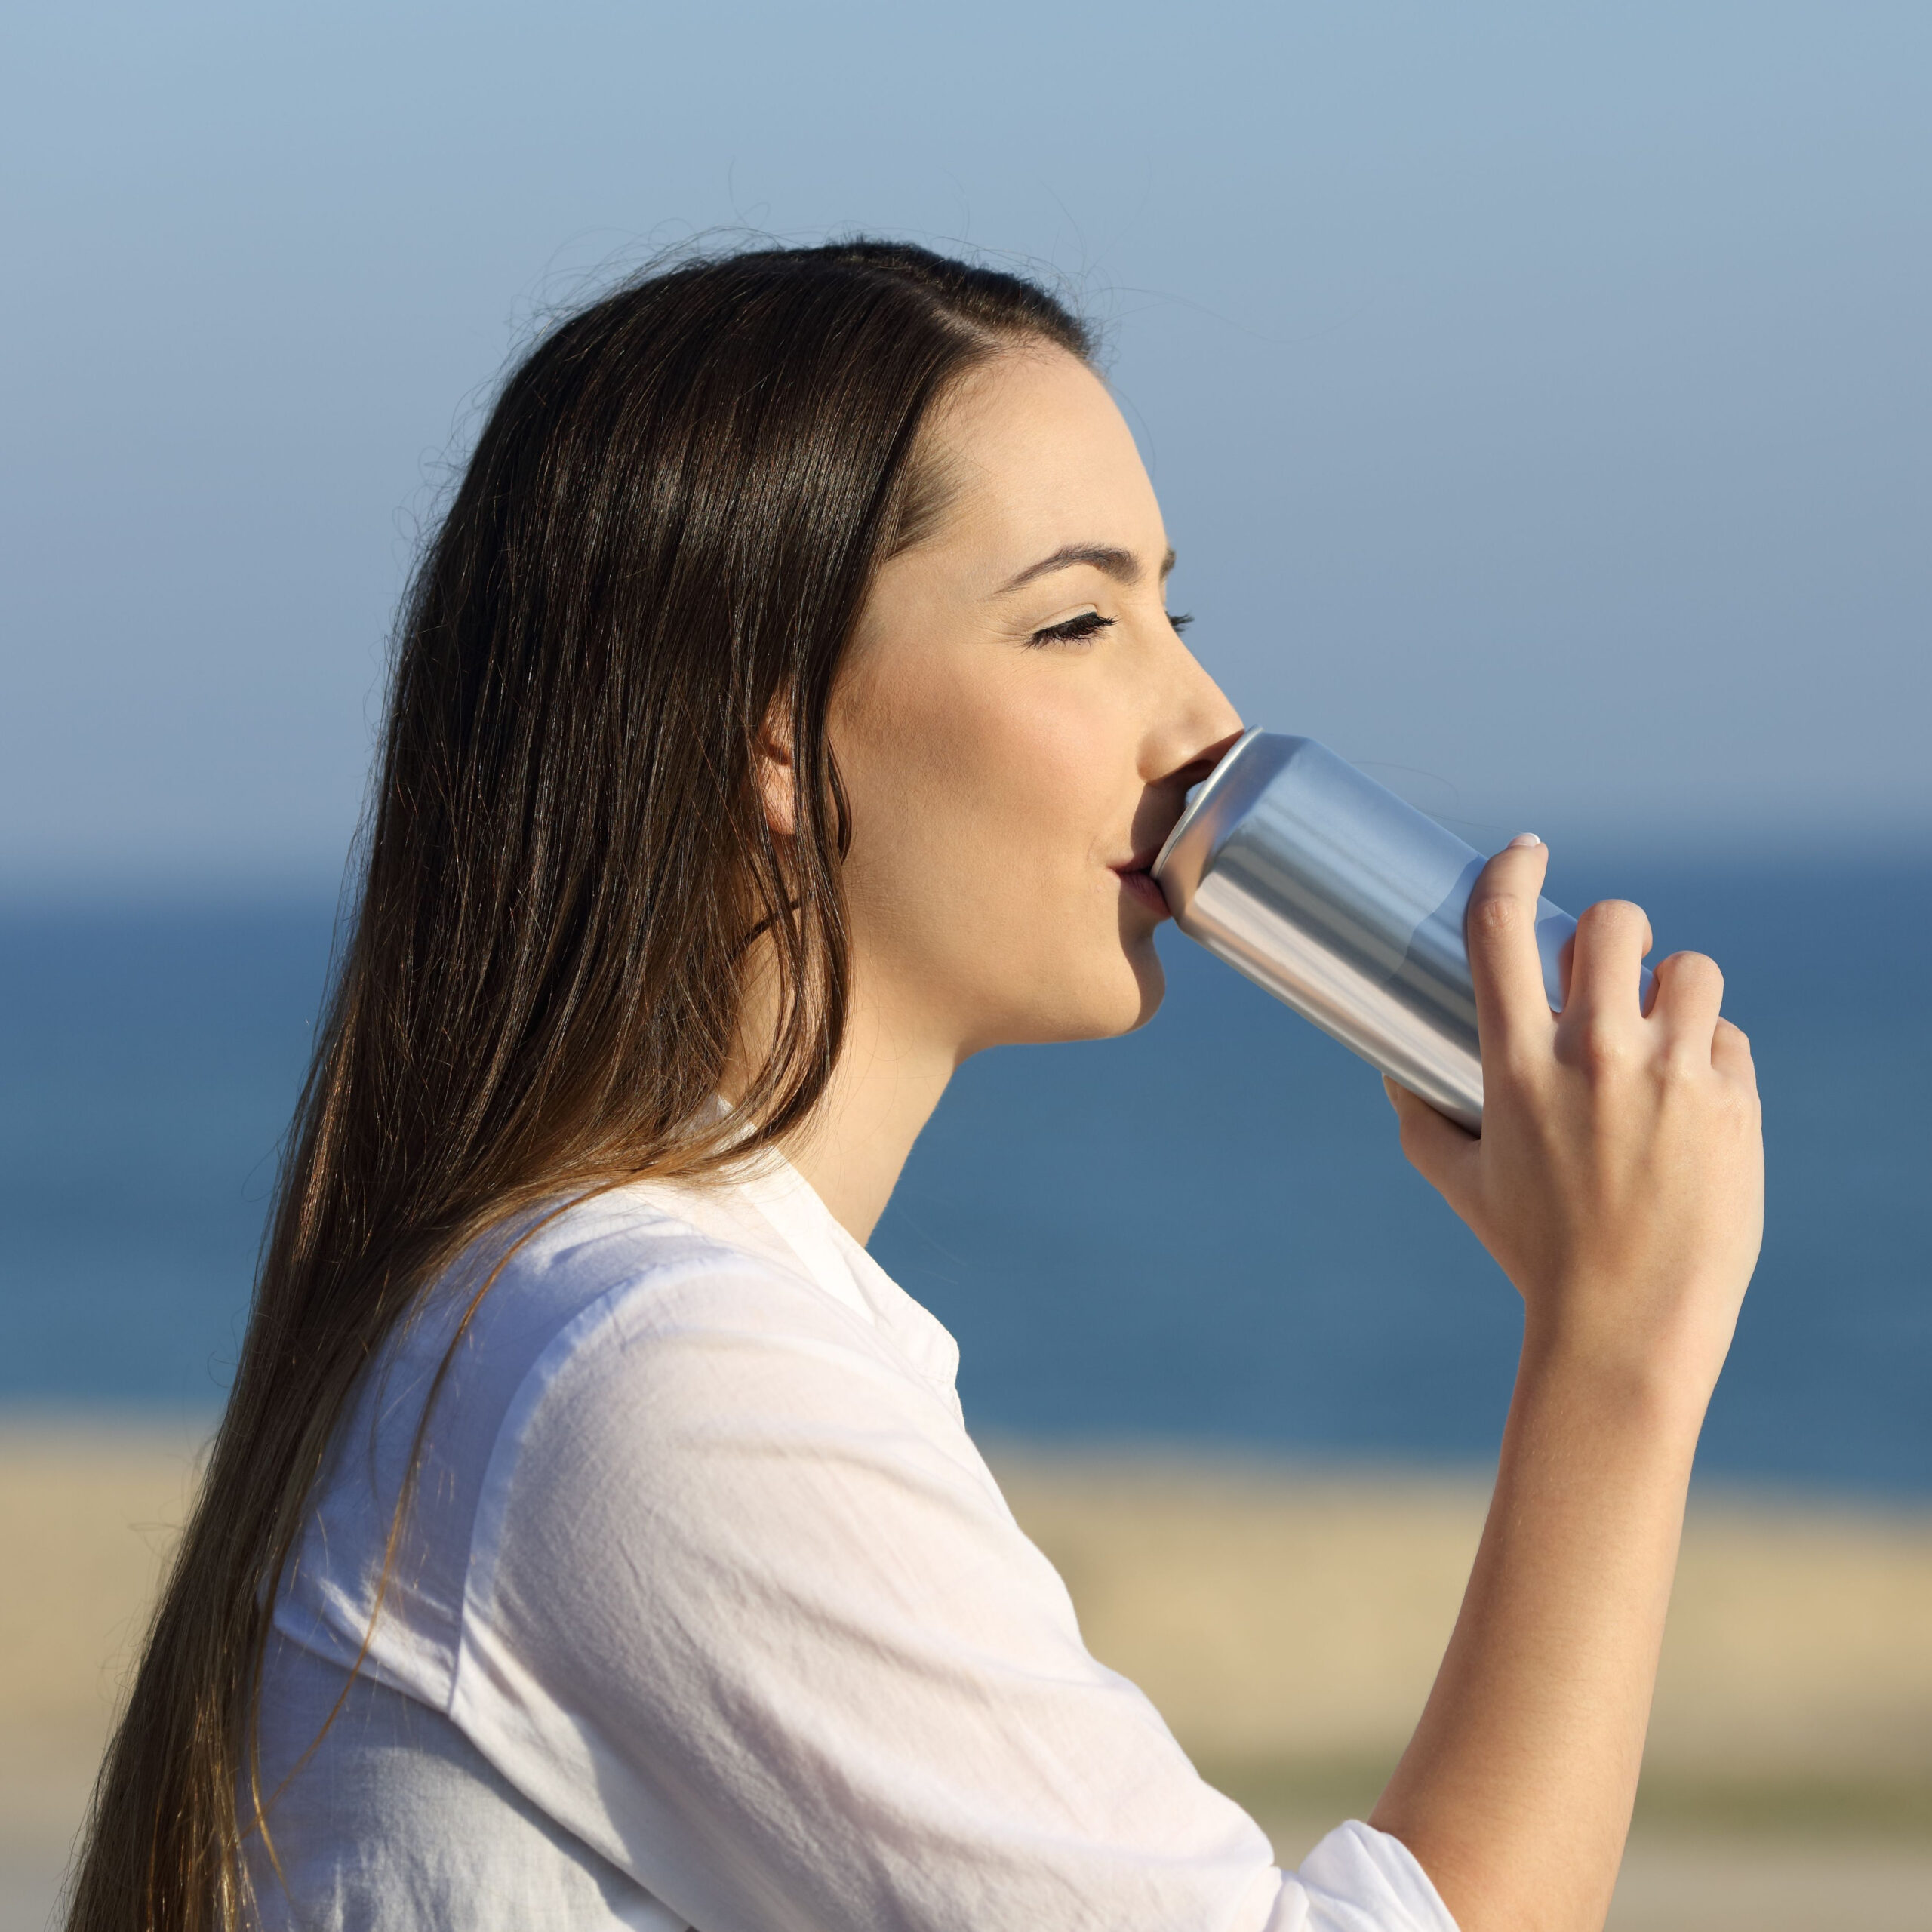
[1367,838,1764,1932]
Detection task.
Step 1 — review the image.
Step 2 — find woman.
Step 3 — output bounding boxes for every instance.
[69,241,1762,1932]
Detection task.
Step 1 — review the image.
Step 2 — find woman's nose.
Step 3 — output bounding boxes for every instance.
[1154,647,1244,786]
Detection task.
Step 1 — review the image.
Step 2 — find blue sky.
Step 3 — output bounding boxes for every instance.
[3,1,1927,888]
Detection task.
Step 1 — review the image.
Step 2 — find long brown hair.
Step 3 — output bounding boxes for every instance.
[66,239,1093,1932]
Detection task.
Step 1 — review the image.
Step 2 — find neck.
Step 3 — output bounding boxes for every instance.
[774,984,958,1244]
[726,946,958,1236]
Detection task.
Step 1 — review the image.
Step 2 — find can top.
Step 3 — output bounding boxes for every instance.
[1151,727,1298,918]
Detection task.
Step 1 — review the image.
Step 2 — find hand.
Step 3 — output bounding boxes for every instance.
[1386,837,1764,1404]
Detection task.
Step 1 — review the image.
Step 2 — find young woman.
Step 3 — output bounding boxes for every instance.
[69,242,1762,1932]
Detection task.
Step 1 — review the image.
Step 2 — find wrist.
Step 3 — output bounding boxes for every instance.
[1515,1313,1717,1444]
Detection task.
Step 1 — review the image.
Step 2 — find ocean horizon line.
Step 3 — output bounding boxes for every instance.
[2,820,1930,913]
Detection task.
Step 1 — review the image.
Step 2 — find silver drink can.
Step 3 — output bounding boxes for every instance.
[1152,729,1623,1131]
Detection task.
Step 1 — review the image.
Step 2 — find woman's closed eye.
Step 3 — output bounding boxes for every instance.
[1027,609,1115,648]
[1023,608,1194,648]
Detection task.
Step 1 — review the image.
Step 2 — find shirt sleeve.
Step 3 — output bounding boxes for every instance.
[448,1258,1459,1932]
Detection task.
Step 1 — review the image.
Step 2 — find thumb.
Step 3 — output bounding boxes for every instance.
[1384,1076,1478,1204]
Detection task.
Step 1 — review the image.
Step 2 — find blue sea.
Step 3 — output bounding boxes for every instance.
[2,851,1927,1497]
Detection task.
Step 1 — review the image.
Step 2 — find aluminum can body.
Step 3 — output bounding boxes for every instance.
[1152,730,1586,1131]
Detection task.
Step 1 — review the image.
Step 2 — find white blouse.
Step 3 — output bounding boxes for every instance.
[251,1154,1457,1932]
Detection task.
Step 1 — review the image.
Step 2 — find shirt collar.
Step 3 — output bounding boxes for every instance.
[727,1149,963,1399]
[729,1150,876,1325]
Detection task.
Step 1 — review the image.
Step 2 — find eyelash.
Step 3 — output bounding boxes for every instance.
[1028,611,1115,648]
[1025,610,1195,648]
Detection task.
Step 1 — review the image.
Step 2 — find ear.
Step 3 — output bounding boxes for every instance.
[753,700,798,839]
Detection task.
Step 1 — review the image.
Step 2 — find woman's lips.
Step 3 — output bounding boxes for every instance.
[1114,864,1170,917]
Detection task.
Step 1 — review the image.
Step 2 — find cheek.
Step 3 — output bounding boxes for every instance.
[837,663,1128,976]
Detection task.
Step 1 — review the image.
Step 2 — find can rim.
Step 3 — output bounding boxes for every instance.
[1151,724,1268,883]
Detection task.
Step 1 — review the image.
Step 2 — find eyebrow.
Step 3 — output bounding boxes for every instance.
[995,543,1177,596]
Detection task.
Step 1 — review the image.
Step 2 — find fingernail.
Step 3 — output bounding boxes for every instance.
[1508,833,1542,849]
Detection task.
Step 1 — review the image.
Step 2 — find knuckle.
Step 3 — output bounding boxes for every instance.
[1584,1034,1633,1078]
[1660,1043,1709,1089]
[1468,892,1525,943]
[1578,897,1648,944]
[1561,1014,1632,1076]
[1663,949,1724,994]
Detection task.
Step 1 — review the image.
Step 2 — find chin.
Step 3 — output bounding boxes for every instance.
[981,930,1167,1048]
[1056,939,1167,1042]
[1118,937,1167,1032]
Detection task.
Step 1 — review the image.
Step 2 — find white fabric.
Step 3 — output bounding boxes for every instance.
[251,1155,1457,1932]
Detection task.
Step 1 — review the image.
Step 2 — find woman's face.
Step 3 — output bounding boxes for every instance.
[831,346,1243,1059]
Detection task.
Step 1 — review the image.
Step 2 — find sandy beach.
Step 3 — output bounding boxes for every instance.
[5,1419,1927,1931]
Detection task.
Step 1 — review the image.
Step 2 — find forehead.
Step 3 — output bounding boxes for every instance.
[918,347,1162,571]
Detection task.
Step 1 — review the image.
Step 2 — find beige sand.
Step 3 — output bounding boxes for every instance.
[0,1417,208,1856]
[5,1420,1928,1931]
[988,1445,1932,1788]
